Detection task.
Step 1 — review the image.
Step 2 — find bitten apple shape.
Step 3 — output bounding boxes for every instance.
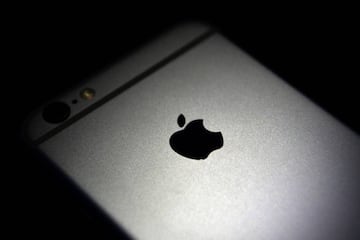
[169,114,224,160]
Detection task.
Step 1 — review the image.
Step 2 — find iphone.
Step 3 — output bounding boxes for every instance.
[23,23,360,239]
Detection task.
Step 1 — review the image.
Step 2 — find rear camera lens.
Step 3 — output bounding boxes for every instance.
[42,101,71,124]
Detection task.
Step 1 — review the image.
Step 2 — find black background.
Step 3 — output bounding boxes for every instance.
[6,5,359,239]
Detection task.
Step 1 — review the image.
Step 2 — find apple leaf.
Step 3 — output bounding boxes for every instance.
[177,114,186,127]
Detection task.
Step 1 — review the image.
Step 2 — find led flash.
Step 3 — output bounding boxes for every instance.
[80,88,95,100]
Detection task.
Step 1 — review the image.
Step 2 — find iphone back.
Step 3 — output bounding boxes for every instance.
[24,23,360,239]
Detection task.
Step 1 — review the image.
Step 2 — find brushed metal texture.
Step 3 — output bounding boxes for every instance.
[35,27,359,239]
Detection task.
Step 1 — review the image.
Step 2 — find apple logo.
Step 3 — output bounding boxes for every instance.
[169,114,224,160]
